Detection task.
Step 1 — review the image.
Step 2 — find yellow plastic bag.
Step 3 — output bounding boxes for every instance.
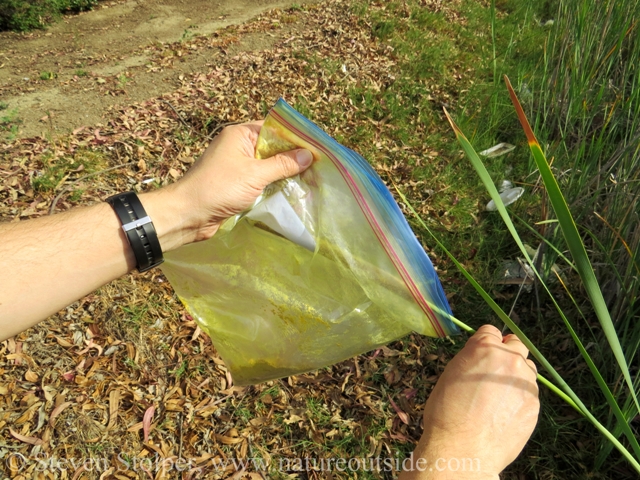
[161,99,457,385]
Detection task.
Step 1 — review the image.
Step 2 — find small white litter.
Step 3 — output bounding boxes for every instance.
[499,180,513,192]
[486,187,525,211]
[479,142,516,158]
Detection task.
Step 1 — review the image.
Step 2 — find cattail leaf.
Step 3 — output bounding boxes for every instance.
[504,74,640,419]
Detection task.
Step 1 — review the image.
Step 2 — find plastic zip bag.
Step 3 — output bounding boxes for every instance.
[161,99,457,385]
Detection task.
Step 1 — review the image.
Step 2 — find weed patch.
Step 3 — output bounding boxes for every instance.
[0,107,21,140]
[0,0,100,31]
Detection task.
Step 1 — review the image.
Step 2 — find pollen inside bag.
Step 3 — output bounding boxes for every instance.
[161,99,457,385]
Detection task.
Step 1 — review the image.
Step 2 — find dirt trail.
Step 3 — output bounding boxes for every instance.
[0,0,307,139]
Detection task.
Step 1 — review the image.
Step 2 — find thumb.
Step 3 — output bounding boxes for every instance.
[259,148,314,183]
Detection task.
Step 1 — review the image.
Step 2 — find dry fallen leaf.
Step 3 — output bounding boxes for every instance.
[107,389,121,430]
[142,405,155,442]
[388,395,410,425]
[215,434,244,445]
[49,401,73,427]
[10,428,43,446]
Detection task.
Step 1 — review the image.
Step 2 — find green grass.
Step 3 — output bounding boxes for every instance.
[0,107,19,125]
[169,359,188,380]
[180,28,194,42]
[68,188,84,202]
[0,107,20,140]
[117,73,130,90]
[31,149,106,193]
[529,0,640,470]
[123,357,139,371]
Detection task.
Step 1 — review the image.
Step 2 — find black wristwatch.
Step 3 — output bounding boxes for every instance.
[106,191,164,272]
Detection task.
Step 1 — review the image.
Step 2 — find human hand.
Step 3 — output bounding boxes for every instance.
[141,121,313,251]
[401,325,540,479]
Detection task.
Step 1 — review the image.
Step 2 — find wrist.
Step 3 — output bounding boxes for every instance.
[138,186,205,252]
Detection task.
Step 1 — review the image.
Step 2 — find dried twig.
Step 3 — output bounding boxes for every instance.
[178,412,184,459]
[159,99,241,140]
[206,120,242,140]
[159,99,193,132]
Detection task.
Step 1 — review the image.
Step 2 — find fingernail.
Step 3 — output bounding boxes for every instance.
[296,149,313,168]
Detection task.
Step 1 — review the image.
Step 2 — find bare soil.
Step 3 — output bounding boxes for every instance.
[0,0,308,139]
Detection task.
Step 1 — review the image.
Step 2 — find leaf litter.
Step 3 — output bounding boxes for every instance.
[0,1,469,478]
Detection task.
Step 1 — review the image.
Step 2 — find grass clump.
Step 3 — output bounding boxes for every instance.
[427,0,640,476]
[31,149,106,193]
[435,76,640,474]
[0,107,21,140]
[528,0,640,470]
[0,0,100,32]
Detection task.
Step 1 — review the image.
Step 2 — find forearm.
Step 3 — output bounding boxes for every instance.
[0,188,192,340]
[0,122,312,341]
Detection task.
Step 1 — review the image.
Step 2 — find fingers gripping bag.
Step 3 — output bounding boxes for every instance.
[161,99,458,385]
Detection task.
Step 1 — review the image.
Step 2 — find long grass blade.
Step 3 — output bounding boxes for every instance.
[504,75,640,417]
[512,212,576,272]
[594,211,640,277]
[441,313,580,411]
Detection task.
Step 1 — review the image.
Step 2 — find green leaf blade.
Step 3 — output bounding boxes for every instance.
[504,75,640,417]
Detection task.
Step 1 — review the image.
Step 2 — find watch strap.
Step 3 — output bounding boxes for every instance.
[106,191,164,272]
